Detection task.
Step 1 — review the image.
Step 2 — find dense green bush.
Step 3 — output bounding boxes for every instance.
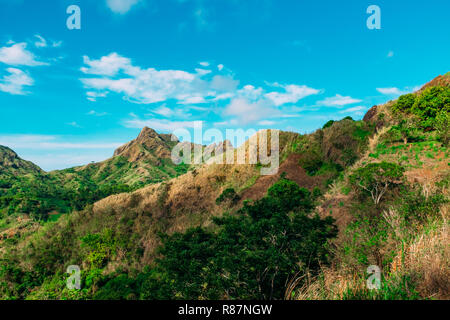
[411,86,450,128]
[392,93,416,113]
[392,86,450,130]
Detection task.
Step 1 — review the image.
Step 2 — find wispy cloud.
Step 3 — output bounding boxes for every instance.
[339,105,367,116]
[376,87,403,95]
[87,110,109,116]
[0,68,33,95]
[0,42,47,66]
[265,83,320,106]
[34,35,47,48]
[224,98,274,125]
[317,94,362,107]
[106,0,142,14]
[376,86,421,96]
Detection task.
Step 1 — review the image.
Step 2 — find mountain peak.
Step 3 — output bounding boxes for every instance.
[113,127,179,162]
[137,127,158,140]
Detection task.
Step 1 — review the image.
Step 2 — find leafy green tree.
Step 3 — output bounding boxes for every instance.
[146,178,337,300]
[349,162,404,205]
[267,178,312,212]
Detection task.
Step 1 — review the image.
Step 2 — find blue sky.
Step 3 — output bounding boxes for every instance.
[0,0,449,170]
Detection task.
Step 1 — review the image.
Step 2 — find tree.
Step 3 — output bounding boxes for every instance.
[350,162,404,205]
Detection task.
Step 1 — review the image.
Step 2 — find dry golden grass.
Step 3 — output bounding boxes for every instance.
[291,266,369,300]
[391,204,449,299]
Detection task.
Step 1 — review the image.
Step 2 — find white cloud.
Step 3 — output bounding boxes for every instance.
[52,41,63,48]
[258,120,276,126]
[86,91,109,102]
[212,92,235,101]
[318,94,362,107]
[152,104,174,117]
[265,84,319,106]
[224,98,275,125]
[106,0,141,14]
[238,85,264,101]
[376,86,421,96]
[210,75,239,92]
[0,68,34,95]
[199,61,210,67]
[339,106,367,115]
[0,42,47,66]
[217,64,224,71]
[195,68,212,76]
[376,87,403,95]
[34,35,47,48]
[177,96,206,104]
[81,53,131,76]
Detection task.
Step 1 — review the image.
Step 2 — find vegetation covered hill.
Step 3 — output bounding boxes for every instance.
[58,127,190,187]
[0,127,192,222]
[0,73,448,300]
